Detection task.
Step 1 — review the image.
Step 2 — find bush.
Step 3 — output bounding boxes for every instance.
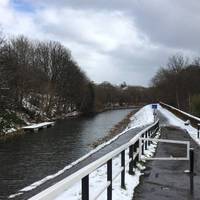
[0,111,24,133]
[191,95,200,117]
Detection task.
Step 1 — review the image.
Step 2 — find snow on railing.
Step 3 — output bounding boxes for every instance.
[29,120,159,200]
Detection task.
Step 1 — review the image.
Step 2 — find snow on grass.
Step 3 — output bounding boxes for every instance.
[128,105,154,129]
[65,111,80,118]
[158,105,200,146]
[5,128,17,133]
[22,98,44,117]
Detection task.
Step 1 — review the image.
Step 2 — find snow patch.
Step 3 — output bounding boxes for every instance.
[128,105,154,129]
[158,105,200,146]
[65,111,80,118]
[22,122,55,129]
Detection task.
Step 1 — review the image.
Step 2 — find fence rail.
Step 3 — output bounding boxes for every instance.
[160,102,200,139]
[160,102,200,126]
[139,138,190,161]
[29,120,159,200]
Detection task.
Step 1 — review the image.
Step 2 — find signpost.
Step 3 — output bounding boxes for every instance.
[152,104,158,122]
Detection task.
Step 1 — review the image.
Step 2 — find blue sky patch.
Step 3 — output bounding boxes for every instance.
[11,0,35,13]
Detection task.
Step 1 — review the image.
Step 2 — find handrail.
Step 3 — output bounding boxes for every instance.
[29,120,159,200]
[160,102,200,122]
[160,101,200,140]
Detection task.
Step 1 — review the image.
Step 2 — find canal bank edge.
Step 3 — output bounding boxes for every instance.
[0,106,139,140]
[91,109,138,148]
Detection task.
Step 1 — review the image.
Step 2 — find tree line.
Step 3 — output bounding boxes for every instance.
[0,32,148,124]
[2,32,200,130]
[0,34,94,119]
[151,54,200,116]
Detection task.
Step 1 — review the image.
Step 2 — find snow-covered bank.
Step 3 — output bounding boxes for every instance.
[158,105,200,146]
[128,105,154,129]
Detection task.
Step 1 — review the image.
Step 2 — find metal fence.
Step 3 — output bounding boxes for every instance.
[29,120,160,200]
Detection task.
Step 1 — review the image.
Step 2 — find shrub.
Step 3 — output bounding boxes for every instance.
[191,95,200,117]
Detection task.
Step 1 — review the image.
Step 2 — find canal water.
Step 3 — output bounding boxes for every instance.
[0,109,133,199]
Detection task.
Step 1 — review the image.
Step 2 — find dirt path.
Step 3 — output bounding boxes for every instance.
[133,111,200,200]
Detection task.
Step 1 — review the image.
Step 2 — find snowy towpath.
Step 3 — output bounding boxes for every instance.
[133,107,200,200]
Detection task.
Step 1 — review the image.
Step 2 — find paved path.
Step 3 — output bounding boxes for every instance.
[16,110,148,199]
[133,111,200,200]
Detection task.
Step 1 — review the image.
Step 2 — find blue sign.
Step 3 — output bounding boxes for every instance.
[152,104,157,109]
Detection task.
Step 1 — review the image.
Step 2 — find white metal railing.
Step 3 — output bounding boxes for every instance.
[139,138,190,161]
[29,120,159,200]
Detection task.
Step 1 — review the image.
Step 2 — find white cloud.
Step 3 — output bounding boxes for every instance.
[0,0,39,37]
[0,0,199,86]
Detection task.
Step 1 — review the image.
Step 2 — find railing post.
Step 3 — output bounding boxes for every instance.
[136,140,139,163]
[121,150,126,189]
[107,159,112,200]
[129,145,134,175]
[82,175,89,200]
[152,128,155,138]
[150,129,153,144]
[142,134,144,155]
[145,132,148,150]
[148,130,151,146]
[133,142,137,168]
[190,148,194,194]
[197,123,200,139]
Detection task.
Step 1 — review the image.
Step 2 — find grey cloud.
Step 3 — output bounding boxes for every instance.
[31,0,200,51]
[129,0,200,51]
[2,0,200,86]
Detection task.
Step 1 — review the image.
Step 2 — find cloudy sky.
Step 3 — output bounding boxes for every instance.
[0,0,199,86]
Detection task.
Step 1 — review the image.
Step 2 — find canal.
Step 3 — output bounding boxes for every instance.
[0,109,135,199]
